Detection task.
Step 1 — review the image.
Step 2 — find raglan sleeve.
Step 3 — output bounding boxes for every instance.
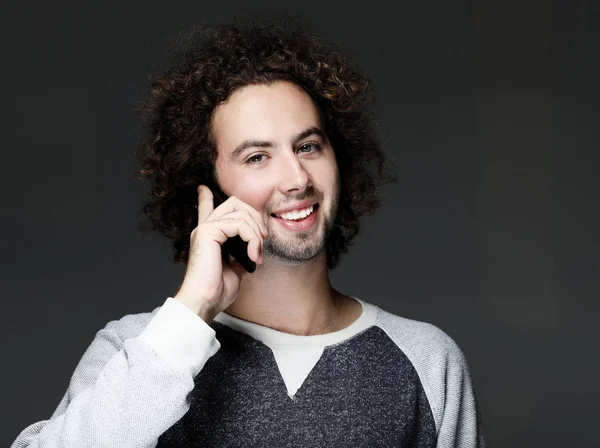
[435,338,485,448]
[10,297,221,448]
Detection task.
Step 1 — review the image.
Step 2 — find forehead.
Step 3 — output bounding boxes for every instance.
[211,81,322,152]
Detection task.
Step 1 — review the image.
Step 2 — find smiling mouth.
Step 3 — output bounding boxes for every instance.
[270,203,320,220]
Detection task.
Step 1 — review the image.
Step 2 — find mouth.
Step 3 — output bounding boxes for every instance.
[270,203,319,221]
[269,203,320,231]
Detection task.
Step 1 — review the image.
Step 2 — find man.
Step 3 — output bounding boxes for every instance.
[12,16,484,448]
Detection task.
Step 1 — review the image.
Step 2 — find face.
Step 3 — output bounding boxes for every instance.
[212,81,340,265]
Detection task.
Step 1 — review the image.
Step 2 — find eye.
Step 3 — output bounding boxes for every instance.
[246,154,267,164]
[298,142,321,153]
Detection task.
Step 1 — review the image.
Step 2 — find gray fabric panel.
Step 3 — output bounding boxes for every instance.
[157,322,437,447]
[375,308,484,447]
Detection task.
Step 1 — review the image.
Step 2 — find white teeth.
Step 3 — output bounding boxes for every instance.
[278,205,313,220]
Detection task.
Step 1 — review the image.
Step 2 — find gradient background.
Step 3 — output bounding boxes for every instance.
[2,1,599,447]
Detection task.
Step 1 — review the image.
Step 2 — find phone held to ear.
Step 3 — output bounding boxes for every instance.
[200,182,257,273]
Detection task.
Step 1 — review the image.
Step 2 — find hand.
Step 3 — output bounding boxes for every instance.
[174,184,268,322]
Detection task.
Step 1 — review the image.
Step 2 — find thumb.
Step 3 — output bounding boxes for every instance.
[197,184,214,223]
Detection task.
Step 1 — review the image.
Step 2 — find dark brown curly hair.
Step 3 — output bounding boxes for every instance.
[135,15,397,270]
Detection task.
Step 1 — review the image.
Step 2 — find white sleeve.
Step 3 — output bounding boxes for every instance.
[11,298,221,448]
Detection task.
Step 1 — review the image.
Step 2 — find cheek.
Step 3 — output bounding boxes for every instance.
[215,161,271,214]
[320,161,340,195]
[236,184,272,215]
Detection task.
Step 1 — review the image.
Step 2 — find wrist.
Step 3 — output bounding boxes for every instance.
[173,293,219,324]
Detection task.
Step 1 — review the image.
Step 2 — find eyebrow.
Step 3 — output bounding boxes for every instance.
[228,126,327,161]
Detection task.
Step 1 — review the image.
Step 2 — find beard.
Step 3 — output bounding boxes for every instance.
[264,193,339,266]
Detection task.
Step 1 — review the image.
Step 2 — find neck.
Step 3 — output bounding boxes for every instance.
[222,251,347,335]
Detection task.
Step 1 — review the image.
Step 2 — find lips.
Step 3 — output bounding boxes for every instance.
[271,204,319,231]
[270,200,319,217]
[271,203,319,218]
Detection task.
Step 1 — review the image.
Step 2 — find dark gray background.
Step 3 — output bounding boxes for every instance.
[2,1,599,447]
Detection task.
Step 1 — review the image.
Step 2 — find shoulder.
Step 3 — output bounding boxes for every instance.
[373,304,467,368]
[371,304,475,435]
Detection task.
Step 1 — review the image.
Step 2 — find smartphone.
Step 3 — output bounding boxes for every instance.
[202,181,257,273]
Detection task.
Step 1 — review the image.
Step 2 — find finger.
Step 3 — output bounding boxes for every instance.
[197,185,214,224]
[210,196,269,238]
[209,220,263,263]
[249,237,262,264]
[233,198,269,238]
[214,210,262,245]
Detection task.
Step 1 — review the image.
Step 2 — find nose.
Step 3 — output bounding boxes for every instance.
[277,151,311,194]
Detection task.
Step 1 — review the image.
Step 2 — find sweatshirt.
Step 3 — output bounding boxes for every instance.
[11,296,484,447]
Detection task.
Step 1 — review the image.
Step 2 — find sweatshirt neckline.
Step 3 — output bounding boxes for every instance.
[213,297,377,348]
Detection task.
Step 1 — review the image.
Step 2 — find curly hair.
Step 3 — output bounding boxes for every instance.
[135,14,397,270]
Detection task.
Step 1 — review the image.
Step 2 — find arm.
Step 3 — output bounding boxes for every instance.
[374,309,485,448]
[435,343,485,448]
[11,298,221,448]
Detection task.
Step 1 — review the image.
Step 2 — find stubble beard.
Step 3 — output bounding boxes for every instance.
[264,194,339,266]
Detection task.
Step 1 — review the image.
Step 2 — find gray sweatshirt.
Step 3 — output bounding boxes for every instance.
[11,296,484,447]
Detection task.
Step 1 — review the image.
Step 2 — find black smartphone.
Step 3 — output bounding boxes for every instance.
[203,182,257,273]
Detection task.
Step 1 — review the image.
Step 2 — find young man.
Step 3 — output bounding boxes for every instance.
[12,17,484,448]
